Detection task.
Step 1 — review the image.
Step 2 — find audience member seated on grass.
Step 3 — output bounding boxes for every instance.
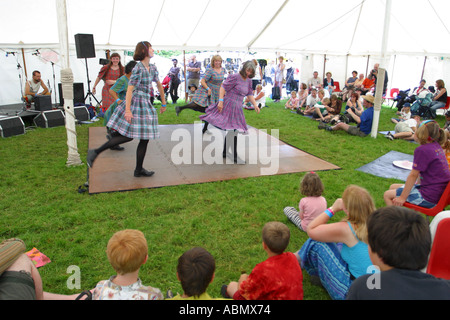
[318,95,374,137]
[429,79,447,118]
[284,172,327,232]
[344,91,364,118]
[285,90,299,110]
[167,247,228,300]
[347,206,450,300]
[244,84,265,109]
[0,238,90,300]
[391,104,411,124]
[222,222,303,300]
[385,115,421,141]
[312,97,331,121]
[353,73,365,91]
[303,89,325,116]
[384,120,450,209]
[0,238,43,300]
[92,229,164,300]
[321,94,343,123]
[295,185,376,300]
[299,88,319,115]
[297,83,309,109]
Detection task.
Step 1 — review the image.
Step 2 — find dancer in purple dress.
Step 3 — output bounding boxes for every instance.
[200,61,261,163]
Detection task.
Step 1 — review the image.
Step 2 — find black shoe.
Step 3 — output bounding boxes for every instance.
[318,121,328,130]
[175,106,181,116]
[134,168,155,177]
[385,132,394,141]
[110,145,125,151]
[86,149,98,168]
[221,285,231,298]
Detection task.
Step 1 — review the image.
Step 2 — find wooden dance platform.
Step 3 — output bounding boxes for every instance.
[88,124,340,194]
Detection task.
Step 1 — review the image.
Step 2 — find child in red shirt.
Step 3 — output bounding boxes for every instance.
[222,222,303,300]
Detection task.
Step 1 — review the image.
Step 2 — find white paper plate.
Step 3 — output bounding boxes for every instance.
[393,160,413,170]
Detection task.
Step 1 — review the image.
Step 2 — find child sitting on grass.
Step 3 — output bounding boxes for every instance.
[285,91,299,110]
[283,172,327,232]
[92,229,164,300]
[222,221,303,300]
[167,247,228,300]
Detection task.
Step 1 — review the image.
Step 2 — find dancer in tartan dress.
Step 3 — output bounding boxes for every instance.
[87,41,167,177]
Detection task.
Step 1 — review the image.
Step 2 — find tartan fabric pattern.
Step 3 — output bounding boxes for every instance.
[193,68,225,107]
[107,62,160,140]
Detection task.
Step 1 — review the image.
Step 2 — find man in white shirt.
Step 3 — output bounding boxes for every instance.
[308,71,322,91]
[386,115,421,141]
[23,70,50,107]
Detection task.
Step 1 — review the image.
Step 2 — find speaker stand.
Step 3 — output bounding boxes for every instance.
[83,58,100,106]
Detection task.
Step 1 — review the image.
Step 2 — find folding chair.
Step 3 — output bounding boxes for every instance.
[384,88,399,108]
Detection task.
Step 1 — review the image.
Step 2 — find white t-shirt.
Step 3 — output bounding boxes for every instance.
[306,94,319,107]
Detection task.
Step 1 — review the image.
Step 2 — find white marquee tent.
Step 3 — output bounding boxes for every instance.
[1,0,450,106]
[1,0,450,152]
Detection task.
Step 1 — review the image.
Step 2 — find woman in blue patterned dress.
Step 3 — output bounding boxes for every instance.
[200,61,261,163]
[176,55,225,132]
[87,41,167,177]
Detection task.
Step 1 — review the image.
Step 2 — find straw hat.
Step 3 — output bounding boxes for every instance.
[362,95,375,104]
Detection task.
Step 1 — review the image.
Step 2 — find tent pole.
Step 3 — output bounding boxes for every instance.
[56,0,81,166]
[184,50,187,103]
[371,0,392,139]
[421,56,427,81]
[365,55,370,77]
[21,48,28,79]
[323,54,327,80]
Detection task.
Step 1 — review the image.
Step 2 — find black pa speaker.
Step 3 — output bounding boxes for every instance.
[58,82,85,106]
[74,34,96,59]
[34,95,52,111]
[0,116,25,138]
[33,110,65,128]
[73,106,90,121]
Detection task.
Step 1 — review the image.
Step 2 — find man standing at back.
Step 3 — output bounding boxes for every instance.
[186,55,202,99]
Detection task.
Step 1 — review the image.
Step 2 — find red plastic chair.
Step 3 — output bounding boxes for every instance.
[384,88,399,107]
[426,213,450,280]
[333,81,341,92]
[404,181,450,219]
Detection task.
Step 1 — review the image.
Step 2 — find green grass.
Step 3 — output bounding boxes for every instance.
[0,99,445,300]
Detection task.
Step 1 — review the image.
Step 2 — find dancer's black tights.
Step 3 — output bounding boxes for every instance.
[178,102,206,113]
[95,132,149,171]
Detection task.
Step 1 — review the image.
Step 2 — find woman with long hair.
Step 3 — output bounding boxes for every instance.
[87,41,167,177]
[296,185,375,300]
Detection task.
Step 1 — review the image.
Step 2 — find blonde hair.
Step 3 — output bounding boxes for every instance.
[342,185,375,244]
[300,172,324,197]
[210,55,223,68]
[322,97,331,106]
[416,120,446,145]
[106,229,148,275]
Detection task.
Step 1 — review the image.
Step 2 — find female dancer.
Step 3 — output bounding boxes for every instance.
[199,61,260,164]
[93,53,124,112]
[176,55,225,132]
[87,41,167,177]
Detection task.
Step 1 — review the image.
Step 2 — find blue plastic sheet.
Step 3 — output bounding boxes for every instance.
[356,150,414,181]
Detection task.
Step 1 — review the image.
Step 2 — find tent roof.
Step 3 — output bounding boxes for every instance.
[1,0,450,57]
